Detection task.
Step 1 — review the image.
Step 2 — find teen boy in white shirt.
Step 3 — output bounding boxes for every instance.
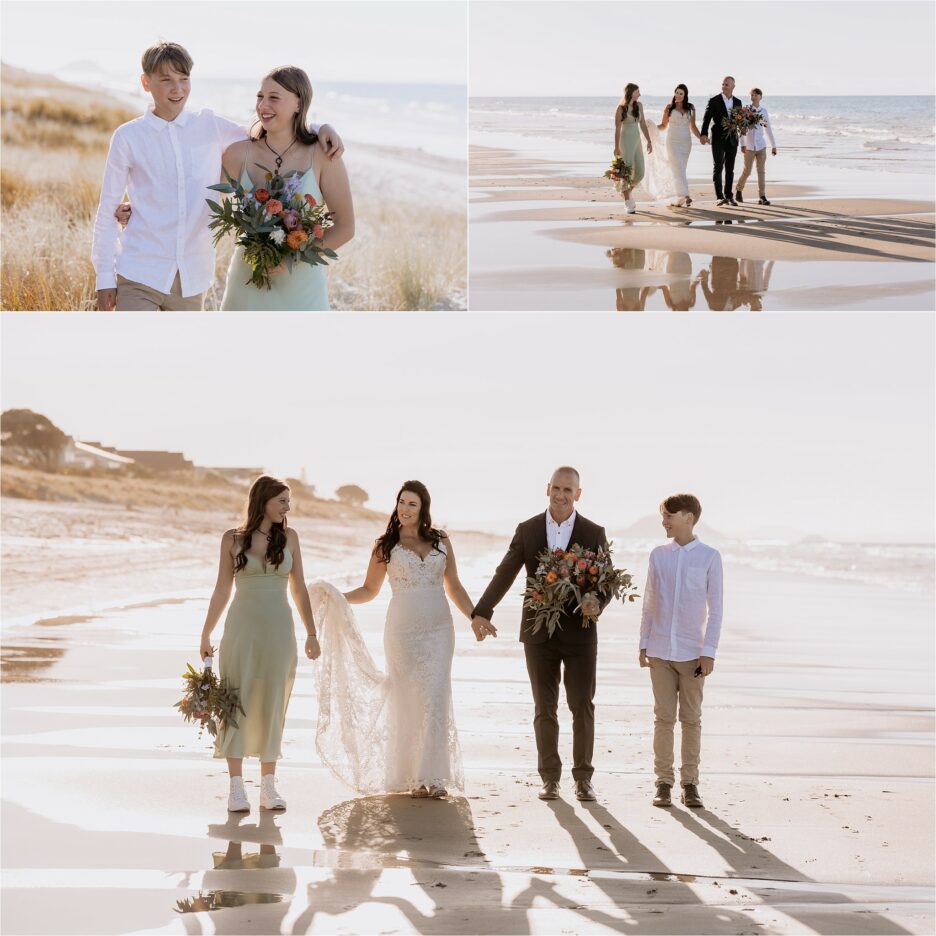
[735,87,778,206]
[92,42,343,311]
[639,493,723,809]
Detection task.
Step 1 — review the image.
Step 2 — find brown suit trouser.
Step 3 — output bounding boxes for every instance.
[524,637,596,782]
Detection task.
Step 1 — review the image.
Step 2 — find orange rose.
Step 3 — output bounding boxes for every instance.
[254,188,270,203]
[564,552,576,562]
[589,566,599,575]
[532,591,544,602]
[265,199,284,215]
[304,194,317,207]
[312,224,324,239]
[545,571,558,584]
[286,229,308,250]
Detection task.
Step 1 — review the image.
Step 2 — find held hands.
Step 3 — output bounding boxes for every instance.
[317,124,344,160]
[305,633,321,660]
[471,616,497,642]
[97,288,117,311]
[700,134,709,146]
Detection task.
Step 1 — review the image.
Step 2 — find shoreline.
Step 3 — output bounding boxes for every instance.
[469,145,936,310]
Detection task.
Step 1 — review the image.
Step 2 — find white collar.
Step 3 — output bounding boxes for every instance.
[144,104,192,132]
[546,508,576,528]
[668,537,700,551]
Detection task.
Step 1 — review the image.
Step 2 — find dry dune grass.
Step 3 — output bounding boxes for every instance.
[0,64,466,311]
[1,464,381,521]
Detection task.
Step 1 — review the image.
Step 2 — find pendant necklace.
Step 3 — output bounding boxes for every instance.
[264,136,297,173]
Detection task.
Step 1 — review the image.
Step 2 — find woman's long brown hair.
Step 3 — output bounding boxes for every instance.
[618,82,640,122]
[374,480,444,564]
[251,66,319,146]
[233,475,289,573]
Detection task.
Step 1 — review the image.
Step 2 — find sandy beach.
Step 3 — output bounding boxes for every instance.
[469,145,936,311]
[2,496,933,934]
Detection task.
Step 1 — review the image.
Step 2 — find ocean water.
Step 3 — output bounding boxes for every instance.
[471,95,936,179]
[196,78,467,162]
[56,67,467,161]
[604,538,936,595]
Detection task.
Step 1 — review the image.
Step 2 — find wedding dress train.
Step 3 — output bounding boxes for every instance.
[308,543,464,795]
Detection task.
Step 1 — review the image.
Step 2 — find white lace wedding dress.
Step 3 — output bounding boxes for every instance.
[663,108,692,204]
[631,120,682,206]
[308,542,464,795]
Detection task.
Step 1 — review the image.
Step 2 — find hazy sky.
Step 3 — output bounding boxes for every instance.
[0,0,468,86]
[2,313,932,543]
[470,1,936,96]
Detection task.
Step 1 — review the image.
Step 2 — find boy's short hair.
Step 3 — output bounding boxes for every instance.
[751,87,763,96]
[142,42,193,77]
[660,493,702,524]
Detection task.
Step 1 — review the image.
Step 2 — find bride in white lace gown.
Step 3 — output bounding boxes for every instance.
[307,481,475,798]
[655,84,702,207]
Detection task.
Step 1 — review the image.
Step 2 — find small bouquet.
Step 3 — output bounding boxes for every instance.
[174,657,245,739]
[721,105,764,139]
[605,155,636,193]
[206,165,337,290]
[523,542,639,638]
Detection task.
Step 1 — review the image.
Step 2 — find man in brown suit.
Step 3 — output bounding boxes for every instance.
[471,467,610,802]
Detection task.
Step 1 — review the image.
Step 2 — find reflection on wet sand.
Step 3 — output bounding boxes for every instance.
[175,889,285,914]
[1,640,67,683]
[607,248,774,310]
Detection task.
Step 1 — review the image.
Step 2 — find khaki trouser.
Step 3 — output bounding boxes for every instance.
[648,657,705,786]
[736,147,768,197]
[116,273,204,311]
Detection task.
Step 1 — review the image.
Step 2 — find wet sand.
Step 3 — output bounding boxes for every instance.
[469,146,936,311]
[2,510,933,934]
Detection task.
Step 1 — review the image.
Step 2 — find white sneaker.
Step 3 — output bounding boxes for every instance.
[625,199,636,214]
[260,775,287,810]
[228,776,250,813]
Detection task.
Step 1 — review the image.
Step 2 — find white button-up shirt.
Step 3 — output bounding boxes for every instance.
[722,93,735,114]
[639,538,723,661]
[742,105,777,151]
[545,509,577,552]
[91,106,247,296]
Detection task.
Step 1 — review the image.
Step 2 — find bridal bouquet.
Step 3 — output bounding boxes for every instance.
[605,155,636,193]
[523,543,639,638]
[206,165,337,290]
[174,659,245,740]
[721,105,764,138]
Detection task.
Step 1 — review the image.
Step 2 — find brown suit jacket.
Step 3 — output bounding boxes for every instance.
[473,512,610,644]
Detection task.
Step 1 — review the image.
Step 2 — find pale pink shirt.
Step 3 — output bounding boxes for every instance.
[639,538,723,661]
[545,509,577,552]
[91,106,248,296]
